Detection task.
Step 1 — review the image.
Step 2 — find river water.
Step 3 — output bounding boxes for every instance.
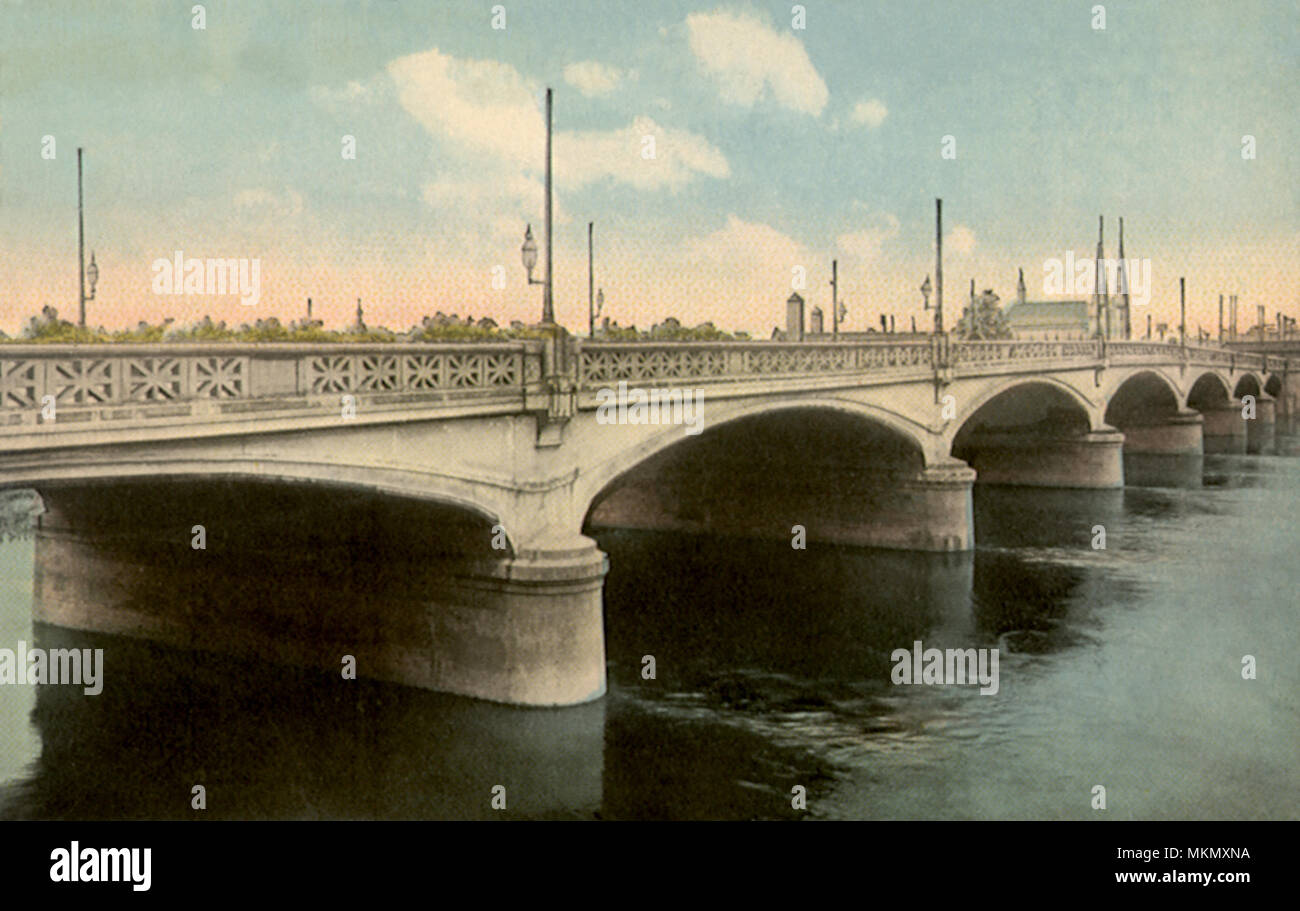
[0,445,1297,820]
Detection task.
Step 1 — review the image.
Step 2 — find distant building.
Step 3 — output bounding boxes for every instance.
[1003,265,1091,339]
[1005,300,1092,339]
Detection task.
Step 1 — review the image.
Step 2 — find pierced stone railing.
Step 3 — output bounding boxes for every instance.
[577,340,933,385]
[0,338,1282,430]
[0,343,546,411]
[1107,341,1180,360]
[950,340,1103,364]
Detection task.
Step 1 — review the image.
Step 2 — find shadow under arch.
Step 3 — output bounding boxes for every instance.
[949,380,1121,489]
[29,477,517,696]
[1233,373,1263,399]
[583,404,972,553]
[1104,370,1203,488]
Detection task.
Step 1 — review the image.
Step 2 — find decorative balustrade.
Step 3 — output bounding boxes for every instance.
[577,340,933,385]
[0,343,543,410]
[1107,341,1180,360]
[0,354,253,407]
[950,340,1102,364]
[0,338,1283,422]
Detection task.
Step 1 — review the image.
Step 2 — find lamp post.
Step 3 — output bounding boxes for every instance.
[587,221,594,336]
[520,88,555,326]
[1179,277,1186,349]
[830,259,839,339]
[933,199,944,334]
[77,147,98,327]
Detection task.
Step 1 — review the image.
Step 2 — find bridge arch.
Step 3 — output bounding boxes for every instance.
[1104,369,1184,427]
[1186,372,1232,409]
[2,457,517,554]
[578,399,971,552]
[1264,374,1283,398]
[944,376,1099,451]
[1233,373,1263,399]
[574,394,937,520]
[947,379,1121,488]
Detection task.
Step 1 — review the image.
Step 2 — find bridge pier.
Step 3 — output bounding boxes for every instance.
[1246,395,1275,454]
[959,429,1125,489]
[1200,402,1248,454]
[31,485,609,707]
[1114,410,1204,487]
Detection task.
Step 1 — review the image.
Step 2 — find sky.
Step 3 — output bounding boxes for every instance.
[1,0,1297,337]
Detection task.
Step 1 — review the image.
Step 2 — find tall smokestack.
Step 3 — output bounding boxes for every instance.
[1219,294,1224,342]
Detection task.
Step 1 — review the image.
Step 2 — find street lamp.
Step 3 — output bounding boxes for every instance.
[521,224,540,282]
[518,87,555,326]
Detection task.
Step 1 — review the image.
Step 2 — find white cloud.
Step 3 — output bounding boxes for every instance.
[950,224,977,255]
[837,212,901,261]
[851,98,888,128]
[387,48,546,167]
[686,9,828,116]
[389,48,728,191]
[557,116,729,190]
[563,61,625,97]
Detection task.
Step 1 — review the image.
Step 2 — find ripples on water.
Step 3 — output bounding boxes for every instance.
[0,448,1297,820]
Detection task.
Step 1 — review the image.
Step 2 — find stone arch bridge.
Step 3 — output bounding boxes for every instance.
[0,337,1292,705]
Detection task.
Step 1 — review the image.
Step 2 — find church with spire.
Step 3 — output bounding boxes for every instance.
[1005,216,1135,341]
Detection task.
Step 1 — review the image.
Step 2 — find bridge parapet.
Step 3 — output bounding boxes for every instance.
[0,337,1283,444]
[576,339,934,385]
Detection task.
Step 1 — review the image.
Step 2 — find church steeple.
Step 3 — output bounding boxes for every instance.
[1093,216,1108,337]
[1016,267,1026,305]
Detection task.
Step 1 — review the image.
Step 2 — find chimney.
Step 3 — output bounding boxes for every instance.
[786,292,805,341]
[809,306,824,336]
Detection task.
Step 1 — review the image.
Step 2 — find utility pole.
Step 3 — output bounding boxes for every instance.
[77,148,98,326]
[543,88,554,325]
[830,259,839,338]
[1179,277,1186,348]
[934,199,943,334]
[587,221,594,337]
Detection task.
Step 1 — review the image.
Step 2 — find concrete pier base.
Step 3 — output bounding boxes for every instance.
[1246,395,1275,454]
[1201,402,1248,454]
[31,486,609,707]
[1115,410,1204,488]
[1117,409,1204,455]
[959,429,1125,489]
